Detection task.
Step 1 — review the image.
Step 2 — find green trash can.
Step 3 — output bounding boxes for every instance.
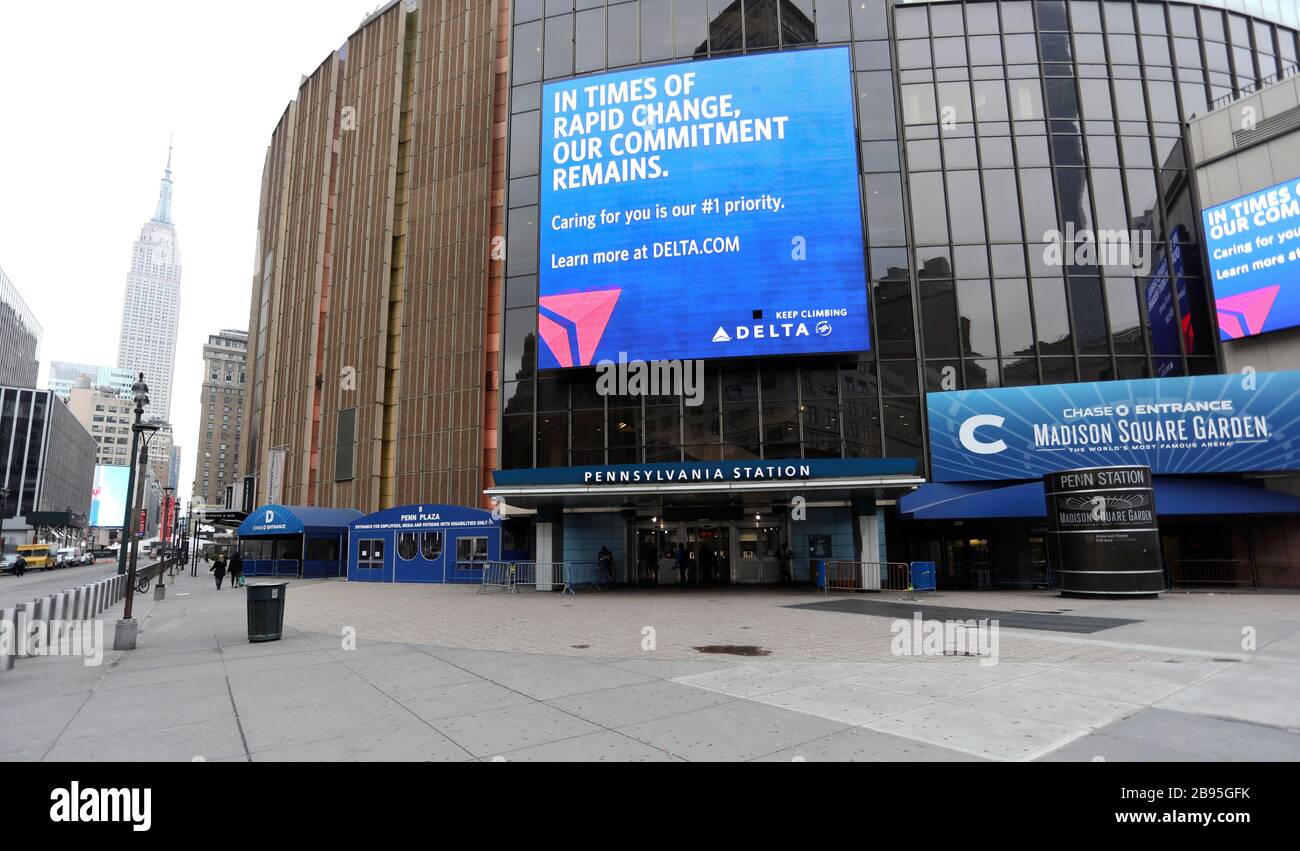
[246,582,288,642]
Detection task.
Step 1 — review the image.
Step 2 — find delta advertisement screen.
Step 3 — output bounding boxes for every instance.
[538,47,869,369]
[1202,176,1300,340]
[88,464,130,527]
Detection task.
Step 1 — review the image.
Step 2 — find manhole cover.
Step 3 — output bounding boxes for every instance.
[693,645,771,657]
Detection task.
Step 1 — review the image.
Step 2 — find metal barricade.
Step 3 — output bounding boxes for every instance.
[823,561,910,593]
[473,560,615,596]
[881,562,912,591]
[1168,559,1254,588]
[909,561,937,596]
[560,561,603,595]
[477,561,517,593]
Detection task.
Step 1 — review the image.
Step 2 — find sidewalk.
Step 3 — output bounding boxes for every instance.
[1,568,1298,761]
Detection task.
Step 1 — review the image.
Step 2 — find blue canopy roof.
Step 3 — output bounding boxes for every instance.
[238,504,363,537]
[900,478,1300,520]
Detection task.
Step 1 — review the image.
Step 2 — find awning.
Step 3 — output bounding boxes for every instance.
[237,504,363,537]
[899,477,1300,520]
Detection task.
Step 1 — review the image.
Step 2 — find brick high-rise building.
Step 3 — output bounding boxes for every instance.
[241,0,506,513]
[193,329,247,507]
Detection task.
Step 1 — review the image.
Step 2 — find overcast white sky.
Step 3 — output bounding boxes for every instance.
[0,0,384,507]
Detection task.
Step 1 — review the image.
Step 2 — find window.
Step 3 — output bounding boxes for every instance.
[421,532,443,561]
[456,536,489,567]
[357,539,384,568]
[398,532,417,561]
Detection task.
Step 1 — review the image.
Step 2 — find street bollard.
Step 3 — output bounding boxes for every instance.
[0,607,16,671]
[89,583,100,616]
[79,586,91,620]
[70,588,82,621]
[14,603,29,660]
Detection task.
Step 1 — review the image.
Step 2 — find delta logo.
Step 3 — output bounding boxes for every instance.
[539,288,621,367]
[712,321,826,344]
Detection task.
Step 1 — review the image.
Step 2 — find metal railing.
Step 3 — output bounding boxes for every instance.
[477,560,523,593]
[1208,62,1300,112]
[823,561,912,593]
[476,560,610,595]
[1168,558,1255,588]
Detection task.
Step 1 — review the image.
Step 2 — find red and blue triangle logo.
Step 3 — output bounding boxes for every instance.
[538,288,621,367]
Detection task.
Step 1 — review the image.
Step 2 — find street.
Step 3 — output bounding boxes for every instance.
[0,558,123,611]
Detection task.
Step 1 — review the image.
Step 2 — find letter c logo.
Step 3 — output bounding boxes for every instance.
[959,414,1007,455]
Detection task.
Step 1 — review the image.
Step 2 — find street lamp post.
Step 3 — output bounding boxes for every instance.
[156,486,173,599]
[116,375,148,578]
[0,487,9,557]
[113,373,158,651]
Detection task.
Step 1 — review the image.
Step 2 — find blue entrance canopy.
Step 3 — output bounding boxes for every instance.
[900,478,1300,520]
[237,504,363,537]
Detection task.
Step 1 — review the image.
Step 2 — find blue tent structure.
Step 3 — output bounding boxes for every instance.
[237,505,362,578]
[348,504,500,583]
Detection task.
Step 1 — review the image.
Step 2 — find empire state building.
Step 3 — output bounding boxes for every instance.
[117,148,182,423]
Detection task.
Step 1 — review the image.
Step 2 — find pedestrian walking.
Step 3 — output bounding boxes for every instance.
[210,552,227,589]
[229,551,244,588]
[675,543,689,586]
[778,544,793,585]
[12,554,26,578]
[597,545,615,590]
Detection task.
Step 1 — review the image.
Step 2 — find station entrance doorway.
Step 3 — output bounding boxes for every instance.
[634,521,785,586]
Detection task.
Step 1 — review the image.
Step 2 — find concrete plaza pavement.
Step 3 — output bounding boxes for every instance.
[1,568,1298,761]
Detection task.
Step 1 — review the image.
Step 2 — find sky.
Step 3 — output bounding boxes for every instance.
[0,0,387,508]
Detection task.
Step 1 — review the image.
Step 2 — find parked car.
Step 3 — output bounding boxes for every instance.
[56,547,81,568]
[0,553,19,575]
[16,543,56,570]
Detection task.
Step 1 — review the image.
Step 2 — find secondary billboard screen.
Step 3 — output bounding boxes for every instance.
[88,464,130,527]
[927,371,1300,482]
[1202,176,1300,340]
[538,47,869,369]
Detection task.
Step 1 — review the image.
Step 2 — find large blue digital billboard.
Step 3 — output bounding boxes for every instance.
[927,371,1300,482]
[1202,176,1300,340]
[88,464,130,527]
[537,47,869,369]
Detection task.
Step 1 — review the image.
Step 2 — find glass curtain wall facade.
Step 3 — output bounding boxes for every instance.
[501,0,1300,473]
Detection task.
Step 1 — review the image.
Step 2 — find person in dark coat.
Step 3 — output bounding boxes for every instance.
[597,545,615,590]
[11,554,26,578]
[210,553,227,589]
[675,543,689,586]
[228,552,244,588]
